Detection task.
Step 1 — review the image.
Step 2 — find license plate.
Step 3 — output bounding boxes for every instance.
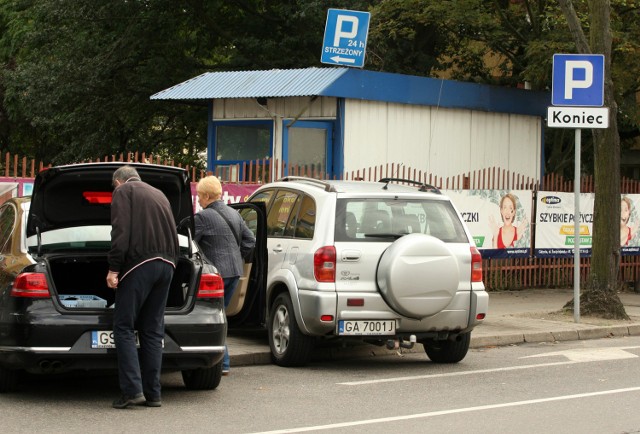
[337,320,396,336]
[91,331,139,349]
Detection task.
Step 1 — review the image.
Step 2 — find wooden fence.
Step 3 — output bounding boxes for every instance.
[4,152,640,291]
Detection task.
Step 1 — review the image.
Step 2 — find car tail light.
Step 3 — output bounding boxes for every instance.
[197,273,225,299]
[314,246,336,283]
[470,246,483,282]
[82,191,113,204]
[11,273,51,298]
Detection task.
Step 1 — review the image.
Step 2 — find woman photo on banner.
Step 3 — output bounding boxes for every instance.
[489,193,530,249]
[621,196,639,247]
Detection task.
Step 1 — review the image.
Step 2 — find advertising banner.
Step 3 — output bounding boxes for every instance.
[444,190,532,259]
[621,194,640,255]
[534,191,594,257]
[0,177,34,206]
[535,192,640,257]
[190,183,260,212]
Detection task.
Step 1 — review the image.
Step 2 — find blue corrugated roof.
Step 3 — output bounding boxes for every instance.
[150,67,349,100]
[151,67,550,117]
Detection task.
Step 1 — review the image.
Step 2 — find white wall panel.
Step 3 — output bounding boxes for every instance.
[470,112,510,171]
[343,100,432,174]
[343,101,541,180]
[386,104,431,171]
[428,108,472,177]
[508,114,541,179]
[343,100,390,171]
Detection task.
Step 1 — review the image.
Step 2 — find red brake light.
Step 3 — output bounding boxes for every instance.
[11,273,51,298]
[197,273,225,299]
[82,191,113,204]
[470,246,483,282]
[314,246,336,283]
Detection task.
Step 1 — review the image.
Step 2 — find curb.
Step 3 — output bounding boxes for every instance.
[230,324,640,367]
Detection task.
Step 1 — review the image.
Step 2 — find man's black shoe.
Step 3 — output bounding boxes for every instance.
[112,393,145,409]
[145,400,162,407]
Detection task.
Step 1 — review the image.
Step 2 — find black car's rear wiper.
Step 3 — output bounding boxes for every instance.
[363,233,405,239]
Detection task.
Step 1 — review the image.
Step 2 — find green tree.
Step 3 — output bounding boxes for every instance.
[1,0,223,165]
[558,0,627,319]
[367,0,640,178]
[0,0,381,166]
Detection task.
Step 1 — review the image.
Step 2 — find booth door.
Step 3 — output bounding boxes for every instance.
[283,120,334,178]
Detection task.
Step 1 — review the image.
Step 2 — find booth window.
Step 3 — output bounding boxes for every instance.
[215,121,272,161]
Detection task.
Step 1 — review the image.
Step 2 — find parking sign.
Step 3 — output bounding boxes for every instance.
[552,54,604,107]
[321,9,370,68]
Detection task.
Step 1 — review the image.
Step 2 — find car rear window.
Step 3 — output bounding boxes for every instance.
[335,198,468,243]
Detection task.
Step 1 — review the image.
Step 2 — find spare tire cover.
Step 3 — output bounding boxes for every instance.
[377,233,460,319]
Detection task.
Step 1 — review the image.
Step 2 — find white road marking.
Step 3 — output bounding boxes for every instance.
[522,346,640,362]
[249,387,640,434]
[339,345,640,386]
[337,361,578,386]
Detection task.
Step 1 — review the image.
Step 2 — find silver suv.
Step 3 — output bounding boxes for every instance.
[229,177,488,367]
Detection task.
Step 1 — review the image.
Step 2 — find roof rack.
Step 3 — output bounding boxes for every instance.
[278,176,336,192]
[378,177,441,194]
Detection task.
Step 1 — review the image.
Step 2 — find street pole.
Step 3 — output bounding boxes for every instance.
[574,128,581,323]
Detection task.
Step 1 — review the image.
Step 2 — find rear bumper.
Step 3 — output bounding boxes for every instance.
[0,306,227,373]
[298,289,489,337]
[0,346,224,373]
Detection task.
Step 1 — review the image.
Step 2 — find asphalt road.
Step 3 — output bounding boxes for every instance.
[2,336,640,433]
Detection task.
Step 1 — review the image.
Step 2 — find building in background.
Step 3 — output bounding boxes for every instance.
[151,67,548,182]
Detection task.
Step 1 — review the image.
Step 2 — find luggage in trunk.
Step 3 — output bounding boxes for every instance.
[47,255,196,309]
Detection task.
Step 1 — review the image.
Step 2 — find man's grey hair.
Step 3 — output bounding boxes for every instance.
[112,165,141,185]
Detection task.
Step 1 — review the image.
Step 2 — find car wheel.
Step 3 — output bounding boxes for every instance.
[0,366,19,393]
[181,360,223,390]
[422,332,471,363]
[268,293,314,367]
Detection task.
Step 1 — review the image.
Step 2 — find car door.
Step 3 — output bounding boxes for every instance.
[227,202,267,326]
[262,189,302,278]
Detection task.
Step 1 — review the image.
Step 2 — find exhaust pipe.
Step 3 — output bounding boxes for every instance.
[39,360,52,372]
[385,335,416,350]
[39,360,64,373]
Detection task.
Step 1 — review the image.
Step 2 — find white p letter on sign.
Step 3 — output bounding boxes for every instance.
[564,61,593,99]
[334,16,359,46]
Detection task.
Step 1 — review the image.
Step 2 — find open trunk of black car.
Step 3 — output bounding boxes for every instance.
[46,254,198,310]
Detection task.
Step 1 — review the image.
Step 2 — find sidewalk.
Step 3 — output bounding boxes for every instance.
[227,289,640,367]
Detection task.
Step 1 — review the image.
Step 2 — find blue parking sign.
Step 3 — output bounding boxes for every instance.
[321,9,370,68]
[552,54,605,107]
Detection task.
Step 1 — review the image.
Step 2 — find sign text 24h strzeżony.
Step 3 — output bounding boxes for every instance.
[320,9,370,68]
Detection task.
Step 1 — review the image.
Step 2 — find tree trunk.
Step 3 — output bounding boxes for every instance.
[558,0,627,319]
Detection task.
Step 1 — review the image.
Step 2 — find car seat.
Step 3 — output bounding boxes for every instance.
[345,211,358,237]
[362,210,391,234]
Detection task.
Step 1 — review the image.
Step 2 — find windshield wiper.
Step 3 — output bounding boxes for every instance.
[363,233,405,239]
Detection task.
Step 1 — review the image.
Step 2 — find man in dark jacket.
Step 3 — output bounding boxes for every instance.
[106,165,179,409]
[195,175,255,375]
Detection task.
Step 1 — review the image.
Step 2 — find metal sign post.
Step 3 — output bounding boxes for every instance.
[574,128,581,323]
[549,53,608,323]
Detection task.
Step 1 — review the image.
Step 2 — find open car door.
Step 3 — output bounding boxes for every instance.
[227,202,267,327]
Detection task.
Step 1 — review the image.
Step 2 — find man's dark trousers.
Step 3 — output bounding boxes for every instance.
[113,260,173,400]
